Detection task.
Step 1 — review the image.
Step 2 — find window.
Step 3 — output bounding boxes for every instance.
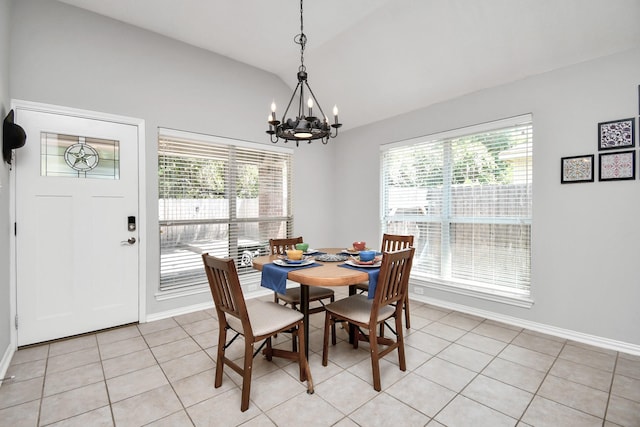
[158,129,293,294]
[381,115,532,304]
[41,133,120,179]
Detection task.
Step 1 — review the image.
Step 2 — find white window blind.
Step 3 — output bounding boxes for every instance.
[381,115,532,298]
[158,130,293,292]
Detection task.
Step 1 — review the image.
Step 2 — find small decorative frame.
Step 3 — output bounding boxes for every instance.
[598,118,635,150]
[599,150,636,181]
[561,154,594,184]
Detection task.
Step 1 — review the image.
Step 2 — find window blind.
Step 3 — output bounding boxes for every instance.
[158,130,293,292]
[381,115,532,297]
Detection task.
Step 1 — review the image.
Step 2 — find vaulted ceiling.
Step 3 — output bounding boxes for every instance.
[57,0,640,131]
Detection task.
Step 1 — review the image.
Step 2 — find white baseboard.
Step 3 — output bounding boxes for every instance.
[411,293,640,356]
[0,344,16,390]
[145,301,215,323]
[144,289,273,323]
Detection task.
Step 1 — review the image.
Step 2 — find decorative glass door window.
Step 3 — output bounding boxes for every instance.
[41,133,120,179]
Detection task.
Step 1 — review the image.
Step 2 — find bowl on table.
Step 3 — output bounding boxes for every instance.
[352,241,367,251]
[358,250,376,262]
[295,243,309,252]
[285,249,304,260]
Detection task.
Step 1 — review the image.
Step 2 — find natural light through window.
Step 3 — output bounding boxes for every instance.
[381,115,533,305]
[157,129,293,295]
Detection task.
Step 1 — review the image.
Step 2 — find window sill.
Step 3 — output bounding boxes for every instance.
[411,277,534,309]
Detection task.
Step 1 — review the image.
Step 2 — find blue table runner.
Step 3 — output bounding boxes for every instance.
[260,262,321,294]
[338,264,381,299]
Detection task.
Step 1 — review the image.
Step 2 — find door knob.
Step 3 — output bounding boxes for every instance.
[121,237,136,245]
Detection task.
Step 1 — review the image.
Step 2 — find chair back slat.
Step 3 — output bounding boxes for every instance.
[381,233,414,252]
[371,247,415,317]
[269,237,303,255]
[202,253,252,335]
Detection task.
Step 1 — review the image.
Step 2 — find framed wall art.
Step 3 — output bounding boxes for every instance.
[599,150,636,181]
[561,154,594,184]
[598,118,635,150]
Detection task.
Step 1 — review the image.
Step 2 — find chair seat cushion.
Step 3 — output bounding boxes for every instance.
[277,286,334,304]
[325,294,395,324]
[228,301,303,337]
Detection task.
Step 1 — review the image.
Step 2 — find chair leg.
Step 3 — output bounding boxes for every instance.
[330,295,336,345]
[369,323,382,391]
[264,337,273,361]
[240,341,254,412]
[214,327,227,388]
[396,313,407,372]
[322,312,331,366]
[404,294,411,329]
[295,324,305,381]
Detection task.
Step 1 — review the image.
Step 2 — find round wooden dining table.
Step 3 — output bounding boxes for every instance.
[252,248,370,357]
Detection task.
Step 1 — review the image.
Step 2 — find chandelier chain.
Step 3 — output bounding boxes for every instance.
[295,0,306,71]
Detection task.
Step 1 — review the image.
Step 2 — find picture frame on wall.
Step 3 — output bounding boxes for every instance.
[561,154,594,184]
[599,150,636,181]
[598,118,635,150]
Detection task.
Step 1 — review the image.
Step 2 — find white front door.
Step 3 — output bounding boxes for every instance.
[14,107,140,346]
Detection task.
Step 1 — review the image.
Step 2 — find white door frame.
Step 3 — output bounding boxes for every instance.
[8,99,147,349]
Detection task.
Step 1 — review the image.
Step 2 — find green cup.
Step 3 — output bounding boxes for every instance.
[296,243,309,252]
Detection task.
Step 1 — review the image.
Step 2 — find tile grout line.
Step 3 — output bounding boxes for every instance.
[36,343,51,427]
[97,332,118,427]
[138,321,198,426]
[516,338,568,425]
[5,302,637,426]
[601,351,619,425]
[410,319,490,424]
[439,319,525,424]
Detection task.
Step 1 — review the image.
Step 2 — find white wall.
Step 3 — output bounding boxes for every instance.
[0,0,12,367]
[8,0,336,317]
[334,48,640,347]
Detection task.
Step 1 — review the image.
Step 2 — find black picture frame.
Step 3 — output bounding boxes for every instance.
[598,150,636,181]
[561,154,594,184]
[597,118,635,151]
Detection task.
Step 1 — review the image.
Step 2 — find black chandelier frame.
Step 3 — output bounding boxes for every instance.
[266,0,342,146]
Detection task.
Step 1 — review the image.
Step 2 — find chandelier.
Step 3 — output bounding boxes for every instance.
[267,0,342,146]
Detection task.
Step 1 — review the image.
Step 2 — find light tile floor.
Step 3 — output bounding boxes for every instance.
[1,289,639,426]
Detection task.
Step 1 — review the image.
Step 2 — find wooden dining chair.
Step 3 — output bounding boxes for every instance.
[268,237,335,315]
[322,247,415,391]
[355,234,415,328]
[202,253,313,412]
